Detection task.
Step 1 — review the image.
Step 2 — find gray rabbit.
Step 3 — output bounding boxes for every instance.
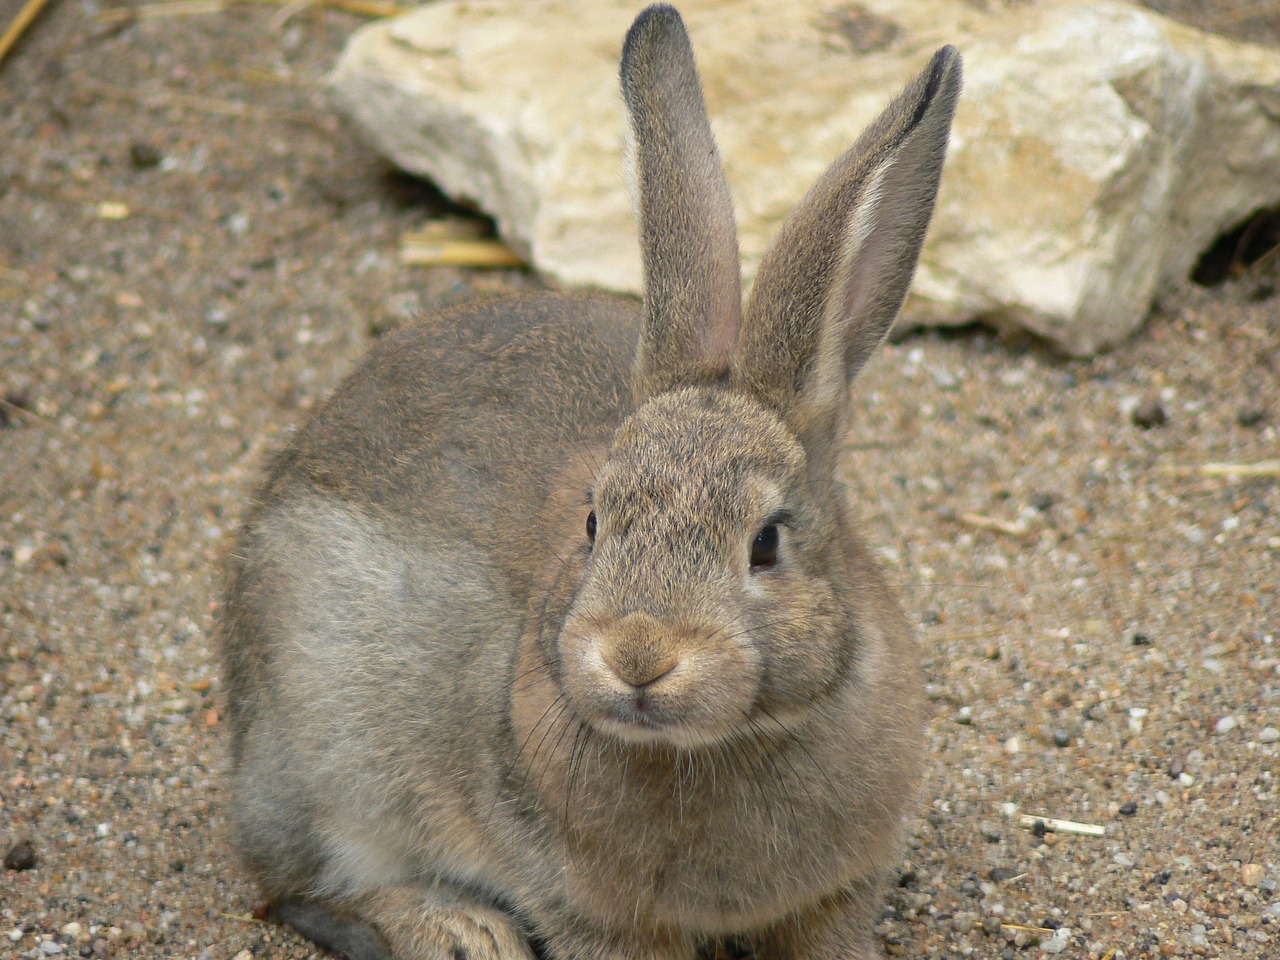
[220,5,961,958]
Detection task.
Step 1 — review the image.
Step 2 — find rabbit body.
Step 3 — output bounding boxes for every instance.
[221,6,961,959]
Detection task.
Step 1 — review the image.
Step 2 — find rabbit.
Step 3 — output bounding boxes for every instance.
[219,5,961,960]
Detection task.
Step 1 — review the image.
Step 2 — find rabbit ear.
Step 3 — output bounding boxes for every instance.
[621,4,743,403]
[736,47,962,474]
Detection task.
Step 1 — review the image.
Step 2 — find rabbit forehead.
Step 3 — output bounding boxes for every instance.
[595,389,804,526]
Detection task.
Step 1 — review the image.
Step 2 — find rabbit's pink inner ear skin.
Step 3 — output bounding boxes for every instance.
[621,3,743,402]
[737,46,962,480]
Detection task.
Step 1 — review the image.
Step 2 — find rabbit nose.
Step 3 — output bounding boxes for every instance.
[601,644,678,689]
[599,613,680,689]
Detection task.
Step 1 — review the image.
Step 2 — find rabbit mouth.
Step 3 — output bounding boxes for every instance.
[565,668,755,750]
[586,705,737,750]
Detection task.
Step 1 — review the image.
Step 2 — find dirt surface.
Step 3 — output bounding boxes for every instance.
[1,2,1277,959]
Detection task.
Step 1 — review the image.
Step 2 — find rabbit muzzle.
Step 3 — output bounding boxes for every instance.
[559,609,760,748]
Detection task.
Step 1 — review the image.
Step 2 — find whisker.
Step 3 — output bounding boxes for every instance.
[563,720,592,832]
[745,716,800,829]
[533,698,580,810]
[517,695,571,812]
[758,705,841,804]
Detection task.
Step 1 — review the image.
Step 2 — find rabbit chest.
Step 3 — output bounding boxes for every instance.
[505,632,920,933]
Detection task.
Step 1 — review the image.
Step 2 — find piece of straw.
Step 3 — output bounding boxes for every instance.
[0,0,56,65]
[400,222,525,269]
[1018,814,1106,837]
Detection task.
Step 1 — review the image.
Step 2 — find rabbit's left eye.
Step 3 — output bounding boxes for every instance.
[586,510,598,545]
[750,524,778,570]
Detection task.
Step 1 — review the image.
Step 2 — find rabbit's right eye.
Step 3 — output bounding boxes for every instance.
[586,510,598,544]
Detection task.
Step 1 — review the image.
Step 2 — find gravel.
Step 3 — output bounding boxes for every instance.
[2,2,1278,959]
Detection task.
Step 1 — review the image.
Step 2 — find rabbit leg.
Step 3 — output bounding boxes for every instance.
[345,885,537,960]
[753,882,883,960]
[274,886,535,960]
[271,896,391,960]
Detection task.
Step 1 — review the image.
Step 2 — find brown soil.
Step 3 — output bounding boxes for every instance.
[2,2,1277,958]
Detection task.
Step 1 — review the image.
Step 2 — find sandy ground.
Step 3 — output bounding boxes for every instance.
[2,2,1278,958]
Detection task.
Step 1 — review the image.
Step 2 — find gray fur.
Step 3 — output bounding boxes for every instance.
[220,6,961,960]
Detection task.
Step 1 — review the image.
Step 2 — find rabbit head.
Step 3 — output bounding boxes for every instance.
[532,5,960,756]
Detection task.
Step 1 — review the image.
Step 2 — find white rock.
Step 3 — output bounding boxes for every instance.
[1040,927,1073,954]
[1258,726,1280,744]
[1214,715,1239,735]
[330,0,1280,355]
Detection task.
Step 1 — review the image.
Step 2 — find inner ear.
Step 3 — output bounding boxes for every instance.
[735,46,962,465]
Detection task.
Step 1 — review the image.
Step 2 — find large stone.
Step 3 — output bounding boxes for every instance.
[330,0,1280,354]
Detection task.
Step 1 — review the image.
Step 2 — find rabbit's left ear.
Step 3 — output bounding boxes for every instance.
[621,4,743,403]
[736,47,962,472]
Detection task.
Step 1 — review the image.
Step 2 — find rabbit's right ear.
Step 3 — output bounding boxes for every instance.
[736,47,962,479]
[621,4,743,403]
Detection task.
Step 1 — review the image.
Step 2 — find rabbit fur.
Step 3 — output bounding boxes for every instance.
[220,5,961,959]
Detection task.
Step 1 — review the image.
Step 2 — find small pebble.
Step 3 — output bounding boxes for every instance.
[1052,728,1071,748]
[1131,632,1154,646]
[1131,399,1168,429]
[128,141,163,169]
[39,941,65,956]
[1214,716,1239,735]
[4,840,36,871]
[1237,406,1267,428]
[1257,726,1279,744]
[982,917,1003,936]
[1242,863,1265,886]
[1040,927,1072,954]
[1119,801,1138,816]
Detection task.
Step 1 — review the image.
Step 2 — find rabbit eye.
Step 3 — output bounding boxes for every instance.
[586,510,598,544]
[750,524,779,570]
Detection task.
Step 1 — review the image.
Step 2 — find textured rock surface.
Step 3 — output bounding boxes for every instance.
[330,0,1280,353]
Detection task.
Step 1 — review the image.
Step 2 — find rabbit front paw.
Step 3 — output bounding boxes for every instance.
[353,885,536,960]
